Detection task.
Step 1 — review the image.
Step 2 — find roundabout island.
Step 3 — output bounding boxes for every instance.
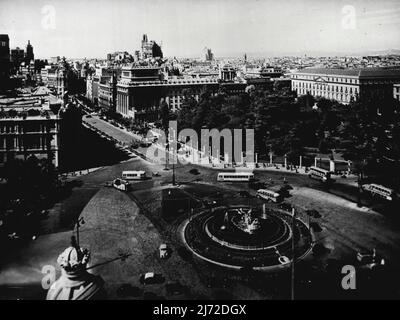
[182,205,313,271]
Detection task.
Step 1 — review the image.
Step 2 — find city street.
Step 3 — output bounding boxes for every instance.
[1,115,400,299]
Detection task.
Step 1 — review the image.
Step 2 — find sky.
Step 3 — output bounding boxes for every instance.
[1,0,400,59]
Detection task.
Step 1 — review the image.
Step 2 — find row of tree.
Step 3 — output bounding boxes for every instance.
[171,86,400,188]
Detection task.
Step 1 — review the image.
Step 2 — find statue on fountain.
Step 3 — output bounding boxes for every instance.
[235,208,261,234]
[46,237,105,300]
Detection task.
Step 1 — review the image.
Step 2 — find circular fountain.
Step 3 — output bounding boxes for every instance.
[182,205,313,271]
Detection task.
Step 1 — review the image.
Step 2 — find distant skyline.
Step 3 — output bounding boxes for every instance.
[1,0,400,59]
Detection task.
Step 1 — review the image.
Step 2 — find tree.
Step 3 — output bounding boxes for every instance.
[160,100,170,132]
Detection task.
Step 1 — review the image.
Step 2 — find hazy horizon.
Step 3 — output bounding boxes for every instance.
[1,0,400,60]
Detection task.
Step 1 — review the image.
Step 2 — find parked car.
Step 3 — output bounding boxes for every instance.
[112,179,131,192]
[140,141,152,148]
[139,272,165,285]
[159,244,170,259]
[357,250,376,264]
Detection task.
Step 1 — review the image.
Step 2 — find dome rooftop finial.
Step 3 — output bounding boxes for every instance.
[46,236,105,300]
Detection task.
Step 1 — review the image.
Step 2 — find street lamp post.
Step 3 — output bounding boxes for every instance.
[75,217,85,247]
[291,207,296,300]
[172,162,176,185]
[164,139,169,170]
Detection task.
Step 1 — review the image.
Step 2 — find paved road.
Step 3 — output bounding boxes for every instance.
[78,115,400,265]
[2,114,400,299]
[83,116,143,145]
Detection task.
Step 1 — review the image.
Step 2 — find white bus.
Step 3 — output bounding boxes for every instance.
[217,172,255,182]
[257,189,282,203]
[308,166,331,182]
[122,170,147,180]
[362,183,395,201]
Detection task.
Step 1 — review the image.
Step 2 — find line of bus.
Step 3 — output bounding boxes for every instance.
[362,183,395,201]
[217,172,255,182]
[308,166,331,182]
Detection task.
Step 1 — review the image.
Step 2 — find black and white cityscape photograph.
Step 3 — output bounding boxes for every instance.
[1,0,400,306]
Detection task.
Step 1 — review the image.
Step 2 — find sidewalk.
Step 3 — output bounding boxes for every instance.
[82,117,359,186]
[59,166,103,180]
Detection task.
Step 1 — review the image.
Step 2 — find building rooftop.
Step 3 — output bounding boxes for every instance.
[122,63,161,70]
[293,67,400,78]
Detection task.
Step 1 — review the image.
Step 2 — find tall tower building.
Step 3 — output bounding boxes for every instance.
[10,47,25,68]
[0,34,10,83]
[25,40,34,63]
[141,34,154,59]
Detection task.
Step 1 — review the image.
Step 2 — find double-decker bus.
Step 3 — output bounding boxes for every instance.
[308,166,331,182]
[257,189,282,203]
[362,183,395,201]
[122,171,147,180]
[217,172,255,182]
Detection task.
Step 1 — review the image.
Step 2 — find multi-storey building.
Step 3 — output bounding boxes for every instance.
[86,74,99,104]
[0,34,10,85]
[203,47,214,61]
[165,78,219,112]
[86,67,121,106]
[44,59,84,97]
[40,65,50,84]
[25,40,34,64]
[0,107,60,167]
[290,68,400,105]
[219,64,237,82]
[19,60,36,83]
[117,65,163,119]
[117,64,245,120]
[394,83,400,102]
[0,93,83,169]
[10,47,24,73]
[140,34,163,60]
[98,75,117,112]
[50,56,60,64]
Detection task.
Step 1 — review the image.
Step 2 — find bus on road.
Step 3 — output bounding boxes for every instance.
[362,183,395,201]
[308,166,331,182]
[257,189,282,203]
[217,172,255,182]
[122,171,147,180]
